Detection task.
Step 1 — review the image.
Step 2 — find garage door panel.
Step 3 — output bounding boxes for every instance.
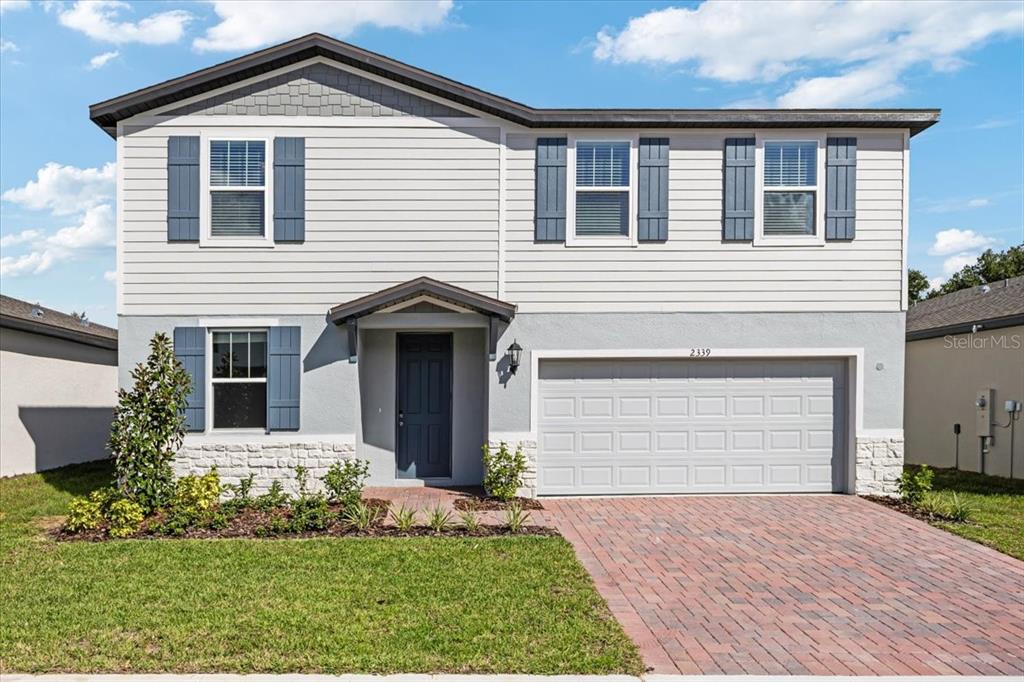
[537,358,846,495]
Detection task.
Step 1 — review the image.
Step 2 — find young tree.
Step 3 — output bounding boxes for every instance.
[108,332,192,511]
[907,268,931,304]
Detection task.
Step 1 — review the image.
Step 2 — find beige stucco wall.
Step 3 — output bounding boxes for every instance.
[905,325,1024,478]
[0,327,118,477]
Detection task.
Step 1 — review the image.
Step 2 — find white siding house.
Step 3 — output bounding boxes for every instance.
[92,34,938,497]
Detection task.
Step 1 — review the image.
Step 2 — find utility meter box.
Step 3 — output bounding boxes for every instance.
[976,389,994,438]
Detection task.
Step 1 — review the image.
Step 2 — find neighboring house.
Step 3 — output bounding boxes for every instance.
[90,34,939,497]
[0,296,118,477]
[905,276,1024,479]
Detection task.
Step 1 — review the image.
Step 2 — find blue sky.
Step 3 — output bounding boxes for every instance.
[1,0,1022,327]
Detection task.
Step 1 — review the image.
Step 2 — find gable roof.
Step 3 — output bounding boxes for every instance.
[0,295,118,350]
[327,276,516,324]
[90,33,940,137]
[906,275,1024,341]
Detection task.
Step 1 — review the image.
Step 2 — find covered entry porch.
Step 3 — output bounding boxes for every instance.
[328,277,516,487]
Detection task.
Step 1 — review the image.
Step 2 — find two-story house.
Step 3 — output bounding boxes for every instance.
[91,34,938,497]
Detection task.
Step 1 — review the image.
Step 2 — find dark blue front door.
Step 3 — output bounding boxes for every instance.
[396,333,452,478]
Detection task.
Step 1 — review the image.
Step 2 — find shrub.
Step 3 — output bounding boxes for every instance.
[504,502,530,533]
[482,441,527,502]
[162,469,221,530]
[108,332,192,512]
[64,497,103,532]
[341,501,380,531]
[390,505,416,532]
[425,504,452,533]
[291,495,331,532]
[223,474,255,510]
[107,499,145,538]
[459,509,481,533]
[897,465,934,506]
[255,480,290,511]
[322,459,370,507]
[918,492,946,517]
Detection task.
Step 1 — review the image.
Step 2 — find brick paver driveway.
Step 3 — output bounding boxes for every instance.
[545,495,1024,676]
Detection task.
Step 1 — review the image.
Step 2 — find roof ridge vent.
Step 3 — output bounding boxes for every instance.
[980,284,991,294]
[30,305,44,318]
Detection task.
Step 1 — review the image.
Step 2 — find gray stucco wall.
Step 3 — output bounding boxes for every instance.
[118,315,357,434]
[1,327,118,476]
[488,312,906,433]
[165,63,466,118]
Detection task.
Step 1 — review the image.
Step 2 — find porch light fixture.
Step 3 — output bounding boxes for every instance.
[506,340,523,375]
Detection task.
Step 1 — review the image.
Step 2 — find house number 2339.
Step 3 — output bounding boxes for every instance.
[689,348,712,357]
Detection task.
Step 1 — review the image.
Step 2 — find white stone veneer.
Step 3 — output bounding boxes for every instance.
[855,436,905,496]
[174,440,356,495]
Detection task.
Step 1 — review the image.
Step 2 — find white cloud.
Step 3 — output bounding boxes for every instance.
[2,161,114,215]
[0,0,30,14]
[927,228,998,256]
[593,1,1023,107]
[942,253,978,277]
[58,0,191,44]
[0,39,18,53]
[967,198,991,208]
[88,50,119,70]
[0,228,41,248]
[927,275,947,290]
[920,196,994,213]
[103,269,117,283]
[193,0,454,52]
[0,205,115,278]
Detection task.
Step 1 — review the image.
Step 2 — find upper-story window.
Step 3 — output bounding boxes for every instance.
[567,137,638,246]
[755,134,826,246]
[204,138,271,245]
[211,329,267,429]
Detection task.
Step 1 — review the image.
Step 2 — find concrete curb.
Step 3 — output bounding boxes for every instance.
[2,671,1015,675]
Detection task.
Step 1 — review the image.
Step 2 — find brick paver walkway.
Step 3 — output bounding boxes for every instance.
[365,488,1024,676]
[546,495,1024,676]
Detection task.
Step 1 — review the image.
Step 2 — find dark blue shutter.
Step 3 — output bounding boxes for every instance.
[274,137,305,242]
[268,326,301,431]
[825,137,856,240]
[173,327,205,431]
[638,138,669,241]
[535,138,566,241]
[723,138,755,241]
[167,137,199,241]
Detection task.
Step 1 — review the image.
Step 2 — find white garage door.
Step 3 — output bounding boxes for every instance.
[537,358,847,495]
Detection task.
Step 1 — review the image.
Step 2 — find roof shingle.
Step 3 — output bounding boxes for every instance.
[907,276,1024,340]
[0,295,117,350]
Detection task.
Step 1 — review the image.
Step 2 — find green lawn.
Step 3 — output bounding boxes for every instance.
[912,465,1024,560]
[0,461,642,674]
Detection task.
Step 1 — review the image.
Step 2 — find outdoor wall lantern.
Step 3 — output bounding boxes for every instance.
[506,340,523,374]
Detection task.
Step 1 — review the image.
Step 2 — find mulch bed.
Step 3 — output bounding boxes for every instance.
[53,497,557,542]
[862,494,965,524]
[453,496,544,511]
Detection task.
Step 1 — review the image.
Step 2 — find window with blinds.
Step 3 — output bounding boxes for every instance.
[763,141,816,236]
[575,141,630,237]
[209,140,266,238]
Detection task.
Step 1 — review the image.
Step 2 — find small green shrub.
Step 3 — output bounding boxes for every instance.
[341,501,380,531]
[63,487,119,533]
[945,492,973,523]
[255,480,290,511]
[390,505,416,532]
[425,504,452,533]
[173,469,221,512]
[459,509,481,533]
[918,492,946,517]
[106,499,145,538]
[897,465,934,505]
[322,459,370,507]
[109,332,192,512]
[504,503,531,533]
[223,474,255,513]
[290,494,331,532]
[482,441,527,502]
[64,497,104,532]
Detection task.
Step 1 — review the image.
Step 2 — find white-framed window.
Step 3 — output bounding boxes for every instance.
[754,133,826,246]
[567,135,639,246]
[200,133,273,247]
[210,329,268,430]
